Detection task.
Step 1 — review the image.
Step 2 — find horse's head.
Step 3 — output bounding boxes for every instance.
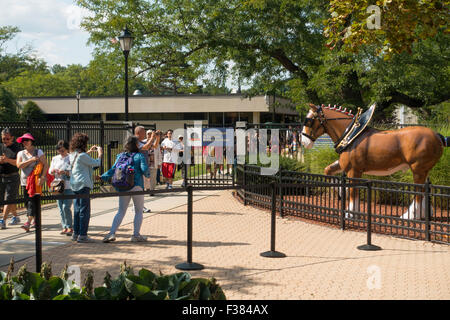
[301,103,327,149]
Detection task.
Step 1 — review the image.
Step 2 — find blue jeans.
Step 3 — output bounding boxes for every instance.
[57,189,73,229]
[108,186,144,237]
[73,187,91,236]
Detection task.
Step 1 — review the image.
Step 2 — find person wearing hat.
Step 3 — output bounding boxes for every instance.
[16,133,49,232]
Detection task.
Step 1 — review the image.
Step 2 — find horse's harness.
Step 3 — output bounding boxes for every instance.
[302,105,355,144]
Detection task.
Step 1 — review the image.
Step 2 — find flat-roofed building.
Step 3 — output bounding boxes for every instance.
[19,94,299,131]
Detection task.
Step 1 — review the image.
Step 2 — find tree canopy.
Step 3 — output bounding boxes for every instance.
[325,0,449,57]
[75,0,448,120]
[0,85,20,121]
[1,1,448,122]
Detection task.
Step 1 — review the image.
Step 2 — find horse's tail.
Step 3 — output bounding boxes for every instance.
[437,133,449,147]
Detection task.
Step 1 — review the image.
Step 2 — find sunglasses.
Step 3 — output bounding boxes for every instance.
[21,138,32,142]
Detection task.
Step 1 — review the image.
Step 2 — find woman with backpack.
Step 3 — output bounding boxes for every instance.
[69,133,102,243]
[101,136,150,243]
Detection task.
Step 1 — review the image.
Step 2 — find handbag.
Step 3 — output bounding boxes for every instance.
[50,179,65,194]
[49,152,78,194]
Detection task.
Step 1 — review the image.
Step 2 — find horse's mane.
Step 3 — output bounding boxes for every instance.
[322,104,355,119]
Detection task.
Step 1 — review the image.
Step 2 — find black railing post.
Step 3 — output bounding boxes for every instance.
[279,169,284,218]
[32,194,43,272]
[243,164,247,206]
[340,172,346,230]
[66,118,71,142]
[358,181,381,251]
[261,181,286,258]
[26,117,32,134]
[99,120,105,179]
[425,178,431,242]
[176,185,204,270]
[107,142,112,172]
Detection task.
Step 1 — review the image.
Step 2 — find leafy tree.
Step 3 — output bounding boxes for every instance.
[325,0,449,57]
[2,2,448,122]
[19,100,46,121]
[77,0,327,104]
[0,26,48,83]
[0,85,20,121]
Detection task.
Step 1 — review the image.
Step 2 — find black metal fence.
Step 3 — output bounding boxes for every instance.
[236,164,450,244]
[0,119,156,206]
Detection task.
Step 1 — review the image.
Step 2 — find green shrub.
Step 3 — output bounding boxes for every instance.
[302,148,339,175]
[279,156,307,172]
[0,260,226,300]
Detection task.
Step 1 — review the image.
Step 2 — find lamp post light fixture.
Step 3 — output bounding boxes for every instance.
[119,27,134,122]
[76,90,81,124]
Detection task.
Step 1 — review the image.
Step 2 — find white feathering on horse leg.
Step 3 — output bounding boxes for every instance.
[345,198,360,219]
[400,199,431,220]
[345,200,354,219]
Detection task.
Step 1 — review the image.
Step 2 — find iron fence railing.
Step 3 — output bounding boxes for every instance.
[236,164,450,244]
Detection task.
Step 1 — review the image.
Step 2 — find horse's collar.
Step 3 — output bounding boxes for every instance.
[334,104,376,153]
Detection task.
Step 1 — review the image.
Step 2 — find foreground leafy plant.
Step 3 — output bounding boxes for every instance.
[0,260,226,300]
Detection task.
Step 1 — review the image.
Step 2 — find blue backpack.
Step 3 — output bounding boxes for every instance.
[111,153,136,191]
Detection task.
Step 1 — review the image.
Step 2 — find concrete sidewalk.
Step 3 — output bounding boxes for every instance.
[0,180,215,267]
[1,187,449,299]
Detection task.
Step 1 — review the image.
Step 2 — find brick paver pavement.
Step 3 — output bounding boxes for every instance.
[2,190,449,299]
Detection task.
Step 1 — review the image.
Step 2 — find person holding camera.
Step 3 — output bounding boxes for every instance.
[69,133,102,243]
[146,129,161,193]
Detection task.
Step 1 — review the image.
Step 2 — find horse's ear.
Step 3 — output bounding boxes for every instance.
[308,103,318,110]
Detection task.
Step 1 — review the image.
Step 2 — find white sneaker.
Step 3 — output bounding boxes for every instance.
[8,216,20,225]
[131,235,147,242]
[103,234,116,243]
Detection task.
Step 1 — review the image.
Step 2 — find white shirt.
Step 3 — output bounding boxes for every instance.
[161,138,180,164]
[49,154,72,190]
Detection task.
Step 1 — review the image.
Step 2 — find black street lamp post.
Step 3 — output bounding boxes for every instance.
[119,27,134,122]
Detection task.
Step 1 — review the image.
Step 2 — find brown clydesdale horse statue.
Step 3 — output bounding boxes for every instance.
[301,103,448,220]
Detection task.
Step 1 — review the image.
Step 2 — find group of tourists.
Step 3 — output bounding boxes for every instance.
[0,127,184,244]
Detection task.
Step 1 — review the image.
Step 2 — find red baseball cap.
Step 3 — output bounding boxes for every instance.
[16,133,35,143]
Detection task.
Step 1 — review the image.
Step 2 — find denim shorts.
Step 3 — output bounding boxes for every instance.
[0,173,20,202]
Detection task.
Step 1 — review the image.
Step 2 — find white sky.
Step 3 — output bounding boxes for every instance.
[1,0,94,66]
